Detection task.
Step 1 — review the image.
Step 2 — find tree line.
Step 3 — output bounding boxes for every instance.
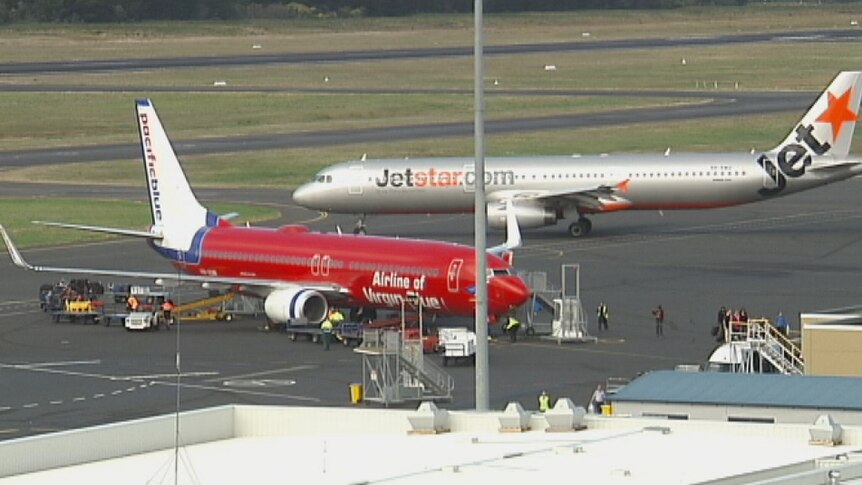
[3,0,812,24]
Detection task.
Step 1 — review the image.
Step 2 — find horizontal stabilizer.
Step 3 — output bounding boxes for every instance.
[33,221,163,239]
[0,224,346,295]
[808,160,862,172]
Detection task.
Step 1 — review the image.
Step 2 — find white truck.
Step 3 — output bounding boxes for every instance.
[439,327,476,366]
[124,311,163,331]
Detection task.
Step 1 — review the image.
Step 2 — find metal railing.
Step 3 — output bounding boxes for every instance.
[724,318,803,375]
[357,329,453,404]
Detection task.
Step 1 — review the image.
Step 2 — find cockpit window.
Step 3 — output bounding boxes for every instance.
[488,268,511,277]
[312,175,333,183]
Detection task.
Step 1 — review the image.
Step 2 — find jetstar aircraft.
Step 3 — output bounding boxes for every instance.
[294,71,862,238]
[0,99,530,325]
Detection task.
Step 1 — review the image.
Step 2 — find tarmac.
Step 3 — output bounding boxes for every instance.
[2,177,861,441]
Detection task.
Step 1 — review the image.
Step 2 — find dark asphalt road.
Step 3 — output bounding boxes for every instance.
[1,29,859,75]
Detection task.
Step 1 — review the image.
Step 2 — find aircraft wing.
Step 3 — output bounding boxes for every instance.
[0,224,348,297]
[493,179,632,212]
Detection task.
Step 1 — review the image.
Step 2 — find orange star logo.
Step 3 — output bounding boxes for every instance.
[816,88,859,141]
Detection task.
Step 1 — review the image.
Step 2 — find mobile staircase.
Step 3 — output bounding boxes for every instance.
[521,263,596,343]
[355,305,453,406]
[719,318,803,375]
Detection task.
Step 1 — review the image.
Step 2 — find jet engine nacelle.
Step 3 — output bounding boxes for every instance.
[487,203,558,229]
[264,288,328,325]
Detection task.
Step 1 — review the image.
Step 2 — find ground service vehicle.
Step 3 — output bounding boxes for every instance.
[439,327,476,366]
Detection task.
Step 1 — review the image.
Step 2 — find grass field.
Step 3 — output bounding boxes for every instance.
[1,5,861,246]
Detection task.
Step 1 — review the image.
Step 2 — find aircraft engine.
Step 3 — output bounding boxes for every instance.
[264,288,328,325]
[487,202,558,229]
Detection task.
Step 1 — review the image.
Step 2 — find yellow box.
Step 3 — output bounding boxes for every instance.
[68,301,94,312]
[349,383,364,404]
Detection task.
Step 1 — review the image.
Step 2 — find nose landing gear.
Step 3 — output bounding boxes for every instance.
[353,214,367,235]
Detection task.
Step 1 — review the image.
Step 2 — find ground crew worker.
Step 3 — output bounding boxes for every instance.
[597,301,609,331]
[590,384,606,414]
[161,299,176,327]
[329,308,345,325]
[538,390,551,412]
[504,314,521,342]
[321,317,334,351]
[652,304,665,337]
[127,295,140,312]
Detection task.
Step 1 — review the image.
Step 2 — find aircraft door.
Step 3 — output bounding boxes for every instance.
[320,255,331,276]
[348,163,363,195]
[447,259,464,293]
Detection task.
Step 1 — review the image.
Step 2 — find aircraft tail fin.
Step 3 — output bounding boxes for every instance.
[772,71,862,157]
[135,99,225,254]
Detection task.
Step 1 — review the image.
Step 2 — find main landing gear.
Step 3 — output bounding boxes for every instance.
[353,214,367,235]
[568,217,592,238]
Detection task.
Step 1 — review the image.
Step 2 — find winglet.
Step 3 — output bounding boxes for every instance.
[487,200,522,255]
[0,225,35,270]
[615,179,631,193]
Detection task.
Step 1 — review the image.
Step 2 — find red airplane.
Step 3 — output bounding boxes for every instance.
[0,99,530,324]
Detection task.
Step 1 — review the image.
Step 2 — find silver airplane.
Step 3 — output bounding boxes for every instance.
[294,71,862,238]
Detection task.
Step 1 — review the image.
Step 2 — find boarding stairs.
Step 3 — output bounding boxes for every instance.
[520,264,596,343]
[355,329,453,406]
[726,318,803,375]
[520,271,556,336]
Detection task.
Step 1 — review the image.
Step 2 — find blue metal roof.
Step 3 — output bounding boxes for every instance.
[611,370,862,411]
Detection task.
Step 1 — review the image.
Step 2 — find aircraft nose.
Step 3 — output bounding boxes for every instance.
[292,183,317,208]
[490,275,531,312]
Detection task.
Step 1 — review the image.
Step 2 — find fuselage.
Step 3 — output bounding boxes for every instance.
[155,224,530,317]
[294,152,862,216]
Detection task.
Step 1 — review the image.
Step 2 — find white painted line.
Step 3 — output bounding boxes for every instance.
[210,365,316,383]
[93,394,105,399]
[124,372,219,380]
[0,310,43,319]
[0,406,11,412]
[22,403,39,409]
[110,390,122,396]
[49,401,63,405]
[0,362,120,381]
[149,381,321,403]
[21,360,101,368]
[72,397,86,402]
[0,299,36,305]
[126,387,137,392]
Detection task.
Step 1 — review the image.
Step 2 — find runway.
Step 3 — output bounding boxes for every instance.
[2,27,862,442]
[1,28,859,75]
